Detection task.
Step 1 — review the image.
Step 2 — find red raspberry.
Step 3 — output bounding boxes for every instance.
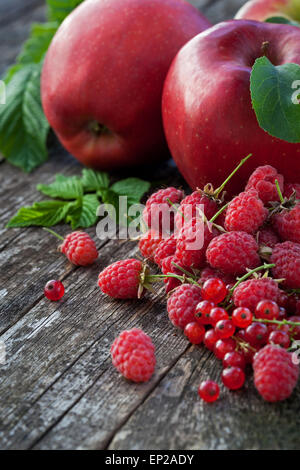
[273,203,300,244]
[111,328,155,383]
[143,187,184,233]
[167,283,202,329]
[284,183,300,199]
[253,345,299,402]
[245,165,284,204]
[161,255,193,294]
[154,235,177,267]
[199,266,235,287]
[98,259,145,299]
[257,227,280,249]
[206,231,260,276]
[198,380,220,403]
[271,242,300,289]
[222,367,245,390]
[60,231,98,266]
[176,219,215,269]
[44,280,65,301]
[233,278,280,312]
[225,190,268,234]
[175,190,218,230]
[138,230,162,262]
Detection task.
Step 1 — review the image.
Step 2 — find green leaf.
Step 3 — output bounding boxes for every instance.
[250,56,300,143]
[0,63,50,172]
[265,16,300,27]
[17,22,59,65]
[110,177,150,204]
[47,0,85,23]
[7,200,73,228]
[81,168,110,192]
[37,174,83,199]
[66,194,99,229]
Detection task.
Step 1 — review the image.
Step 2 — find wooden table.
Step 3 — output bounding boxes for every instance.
[1,0,299,450]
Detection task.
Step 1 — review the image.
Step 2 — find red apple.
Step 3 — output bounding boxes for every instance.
[41,0,210,170]
[162,20,300,196]
[235,0,300,22]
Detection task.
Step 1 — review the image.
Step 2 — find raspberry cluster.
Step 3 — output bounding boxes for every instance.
[98,162,300,403]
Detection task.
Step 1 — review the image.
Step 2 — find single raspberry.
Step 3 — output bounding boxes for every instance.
[143,187,184,233]
[225,189,268,234]
[175,190,218,230]
[138,230,162,262]
[271,242,300,289]
[111,328,155,383]
[98,259,146,299]
[253,345,299,402]
[44,280,65,301]
[199,266,235,287]
[60,231,98,266]
[176,218,215,269]
[198,380,220,403]
[257,227,280,249]
[167,283,202,329]
[284,183,300,199]
[206,231,260,276]
[233,278,280,312]
[154,235,177,267]
[161,255,193,294]
[273,202,300,244]
[245,165,284,204]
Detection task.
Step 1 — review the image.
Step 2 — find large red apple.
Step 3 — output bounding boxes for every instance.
[41,0,210,170]
[235,0,300,22]
[162,20,300,196]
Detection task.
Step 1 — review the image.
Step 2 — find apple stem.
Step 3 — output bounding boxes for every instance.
[261,41,270,57]
[214,153,252,198]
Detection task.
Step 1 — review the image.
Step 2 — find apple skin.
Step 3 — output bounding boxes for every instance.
[41,0,210,170]
[162,20,300,197]
[235,0,300,22]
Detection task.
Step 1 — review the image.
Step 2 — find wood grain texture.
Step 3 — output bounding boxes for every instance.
[2,0,299,451]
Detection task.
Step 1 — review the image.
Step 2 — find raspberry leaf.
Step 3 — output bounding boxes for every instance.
[250,56,300,143]
[37,175,84,200]
[17,22,59,65]
[265,16,300,27]
[6,200,74,228]
[65,194,100,229]
[110,178,151,204]
[81,169,110,192]
[46,0,84,23]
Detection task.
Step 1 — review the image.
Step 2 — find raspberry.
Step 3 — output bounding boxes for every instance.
[161,255,193,294]
[199,266,235,287]
[273,202,300,244]
[176,218,215,269]
[111,328,155,383]
[44,280,65,301]
[233,278,280,312]
[154,235,177,267]
[201,278,228,304]
[257,227,280,249]
[222,367,245,390]
[167,284,202,329]
[60,231,98,266]
[184,322,205,344]
[198,381,220,403]
[138,230,162,262]
[98,259,145,299]
[206,231,260,276]
[245,165,284,204]
[143,187,184,233]
[284,183,300,199]
[175,190,218,230]
[225,189,268,234]
[271,242,300,289]
[253,345,299,402]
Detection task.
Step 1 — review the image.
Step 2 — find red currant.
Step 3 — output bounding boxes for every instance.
[204,329,218,351]
[289,316,300,340]
[223,351,246,370]
[44,280,65,301]
[222,366,245,390]
[268,330,290,349]
[245,322,268,347]
[255,300,279,320]
[214,338,236,360]
[198,380,220,403]
[210,307,229,326]
[184,322,205,345]
[201,278,228,304]
[232,307,253,328]
[215,319,235,339]
[195,300,215,325]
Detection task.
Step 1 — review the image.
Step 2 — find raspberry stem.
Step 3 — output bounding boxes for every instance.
[147,273,199,286]
[214,153,252,198]
[209,202,229,223]
[43,227,64,241]
[275,179,285,204]
[254,317,300,327]
[229,263,275,294]
[171,262,197,279]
